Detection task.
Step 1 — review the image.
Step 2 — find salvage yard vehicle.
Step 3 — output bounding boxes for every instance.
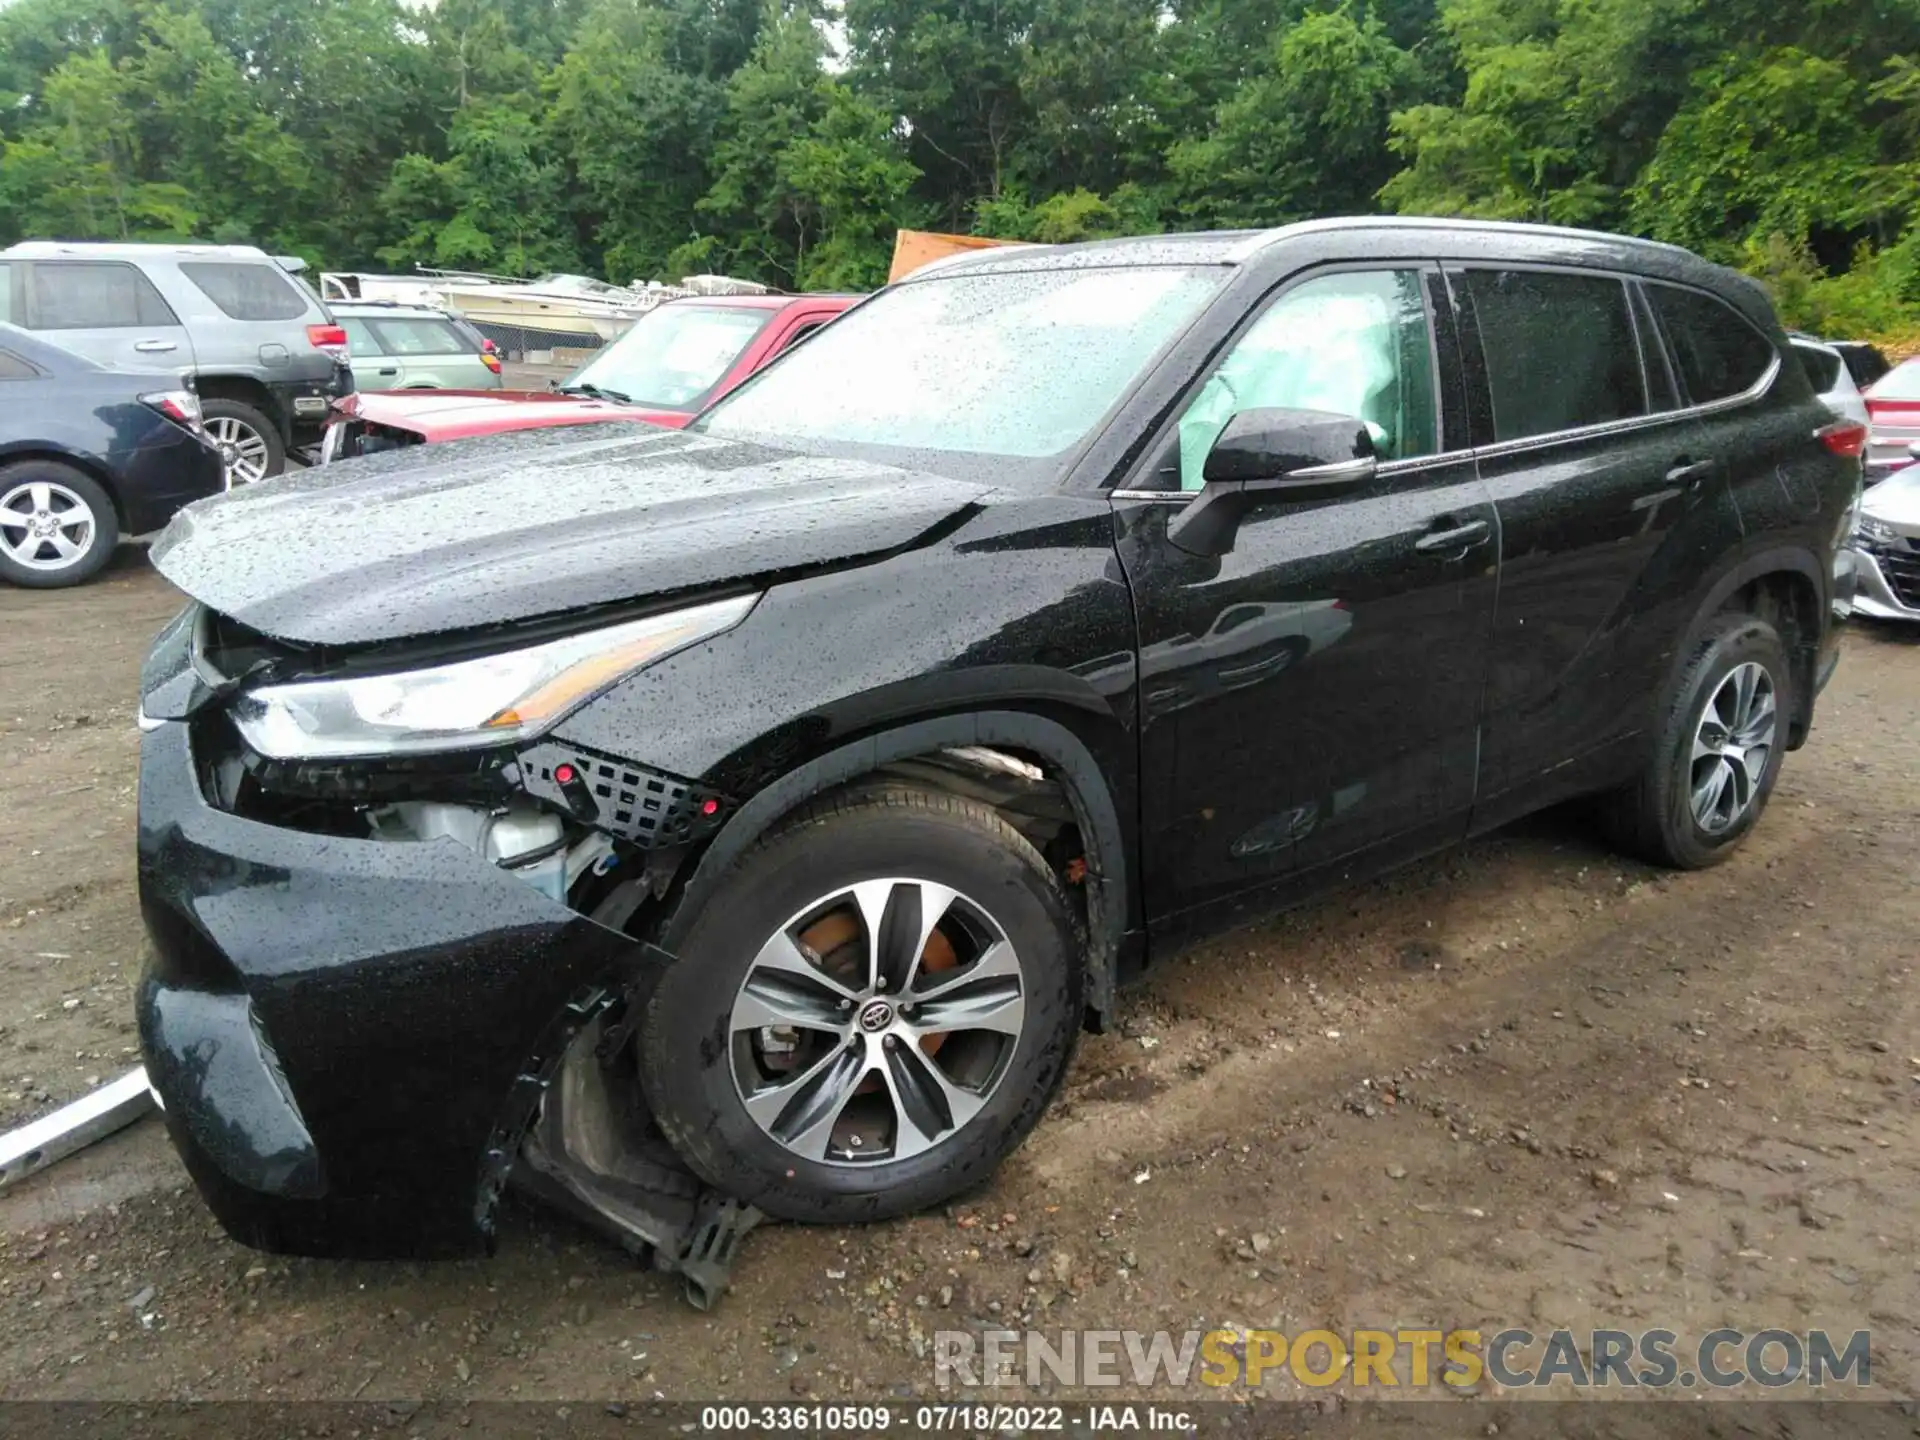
[332,301,505,391]
[1791,336,1870,429]
[317,293,856,463]
[1865,356,1920,481]
[0,324,224,588]
[1851,439,1920,621]
[135,219,1860,1280]
[0,241,353,486]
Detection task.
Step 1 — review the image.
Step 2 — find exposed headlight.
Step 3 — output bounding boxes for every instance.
[230,594,758,760]
[1855,515,1900,546]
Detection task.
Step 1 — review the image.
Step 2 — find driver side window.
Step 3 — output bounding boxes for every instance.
[1177,270,1439,491]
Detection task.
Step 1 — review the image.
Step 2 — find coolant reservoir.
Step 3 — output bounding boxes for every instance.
[486,810,567,905]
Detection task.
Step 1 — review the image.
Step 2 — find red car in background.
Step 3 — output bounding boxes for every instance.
[319,292,858,462]
[1865,356,1920,481]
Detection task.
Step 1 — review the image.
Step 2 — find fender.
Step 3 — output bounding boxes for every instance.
[1663,540,1829,741]
[656,710,1139,1029]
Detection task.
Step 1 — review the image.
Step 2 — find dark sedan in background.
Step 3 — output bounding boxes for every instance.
[0,323,225,587]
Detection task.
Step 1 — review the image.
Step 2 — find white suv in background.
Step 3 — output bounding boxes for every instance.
[0,241,353,485]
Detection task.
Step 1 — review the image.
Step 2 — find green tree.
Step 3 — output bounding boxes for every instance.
[1174,7,1421,227]
[1630,49,1890,261]
[377,103,579,273]
[688,6,918,288]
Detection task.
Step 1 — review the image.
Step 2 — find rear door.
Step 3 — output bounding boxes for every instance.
[338,317,402,389]
[1449,264,1723,815]
[19,259,195,371]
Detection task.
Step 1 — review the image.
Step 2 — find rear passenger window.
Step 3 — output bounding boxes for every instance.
[1646,284,1775,404]
[367,317,468,355]
[1460,270,1646,441]
[338,319,384,358]
[27,262,177,329]
[180,261,309,321]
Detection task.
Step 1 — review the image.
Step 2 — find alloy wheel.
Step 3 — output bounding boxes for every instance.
[0,480,96,572]
[1689,661,1776,833]
[208,415,272,487]
[728,878,1026,1166]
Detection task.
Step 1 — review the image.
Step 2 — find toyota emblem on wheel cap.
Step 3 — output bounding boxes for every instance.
[857,999,895,1033]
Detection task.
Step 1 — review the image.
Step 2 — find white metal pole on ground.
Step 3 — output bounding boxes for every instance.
[0,1068,156,1191]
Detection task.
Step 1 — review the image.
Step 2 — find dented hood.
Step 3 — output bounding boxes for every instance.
[152,426,988,644]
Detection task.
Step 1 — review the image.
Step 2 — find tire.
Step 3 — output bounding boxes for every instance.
[1602,613,1791,869]
[640,787,1084,1224]
[201,399,285,486]
[0,461,119,588]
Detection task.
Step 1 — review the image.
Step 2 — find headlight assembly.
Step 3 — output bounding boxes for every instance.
[230,593,758,760]
[1854,515,1899,546]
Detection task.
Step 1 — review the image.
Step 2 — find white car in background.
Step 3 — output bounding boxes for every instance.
[1791,336,1870,430]
[1850,436,1920,622]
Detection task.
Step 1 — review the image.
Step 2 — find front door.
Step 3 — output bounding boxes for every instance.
[1114,266,1498,945]
[19,260,196,373]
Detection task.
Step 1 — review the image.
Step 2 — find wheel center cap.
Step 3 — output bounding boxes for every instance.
[857,999,895,1033]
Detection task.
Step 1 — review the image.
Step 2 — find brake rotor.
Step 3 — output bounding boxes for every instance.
[797,905,959,1060]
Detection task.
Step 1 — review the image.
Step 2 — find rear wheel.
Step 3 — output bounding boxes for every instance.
[640,788,1083,1223]
[1602,613,1789,869]
[0,463,118,588]
[202,399,285,486]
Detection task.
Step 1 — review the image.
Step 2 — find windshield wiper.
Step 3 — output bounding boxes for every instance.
[556,382,634,404]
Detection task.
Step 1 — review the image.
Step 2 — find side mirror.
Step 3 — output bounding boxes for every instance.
[1168,407,1378,558]
[1908,439,1919,461]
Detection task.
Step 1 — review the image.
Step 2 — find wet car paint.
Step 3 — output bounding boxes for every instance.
[137,715,651,1254]
[150,425,991,643]
[0,324,226,536]
[330,387,689,439]
[137,218,1859,1260]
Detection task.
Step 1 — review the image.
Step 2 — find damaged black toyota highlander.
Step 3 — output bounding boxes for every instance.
[136,220,1860,1285]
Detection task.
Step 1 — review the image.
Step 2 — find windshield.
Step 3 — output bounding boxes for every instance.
[698,266,1222,460]
[561,303,772,409]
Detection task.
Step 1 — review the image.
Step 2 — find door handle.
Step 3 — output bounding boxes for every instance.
[133,339,178,353]
[1666,457,1716,486]
[376,367,398,377]
[1415,518,1490,553]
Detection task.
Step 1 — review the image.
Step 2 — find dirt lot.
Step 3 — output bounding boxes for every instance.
[1,555,1916,1410]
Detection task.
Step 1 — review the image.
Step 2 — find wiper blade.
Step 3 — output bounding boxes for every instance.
[557,382,634,404]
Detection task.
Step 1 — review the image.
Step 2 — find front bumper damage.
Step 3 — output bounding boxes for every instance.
[136,717,759,1307]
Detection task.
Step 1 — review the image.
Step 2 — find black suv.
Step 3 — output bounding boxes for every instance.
[136,219,1861,1270]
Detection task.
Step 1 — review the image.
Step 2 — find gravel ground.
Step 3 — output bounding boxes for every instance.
[1,555,1915,1408]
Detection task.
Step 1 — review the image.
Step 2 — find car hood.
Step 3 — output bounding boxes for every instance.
[1863,461,1920,528]
[337,388,691,437]
[151,426,990,645]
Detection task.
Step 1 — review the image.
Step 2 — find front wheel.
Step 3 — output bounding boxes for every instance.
[1602,613,1790,869]
[640,788,1083,1223]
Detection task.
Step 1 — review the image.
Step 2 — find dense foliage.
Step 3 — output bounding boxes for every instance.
[3,0,1919,338]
